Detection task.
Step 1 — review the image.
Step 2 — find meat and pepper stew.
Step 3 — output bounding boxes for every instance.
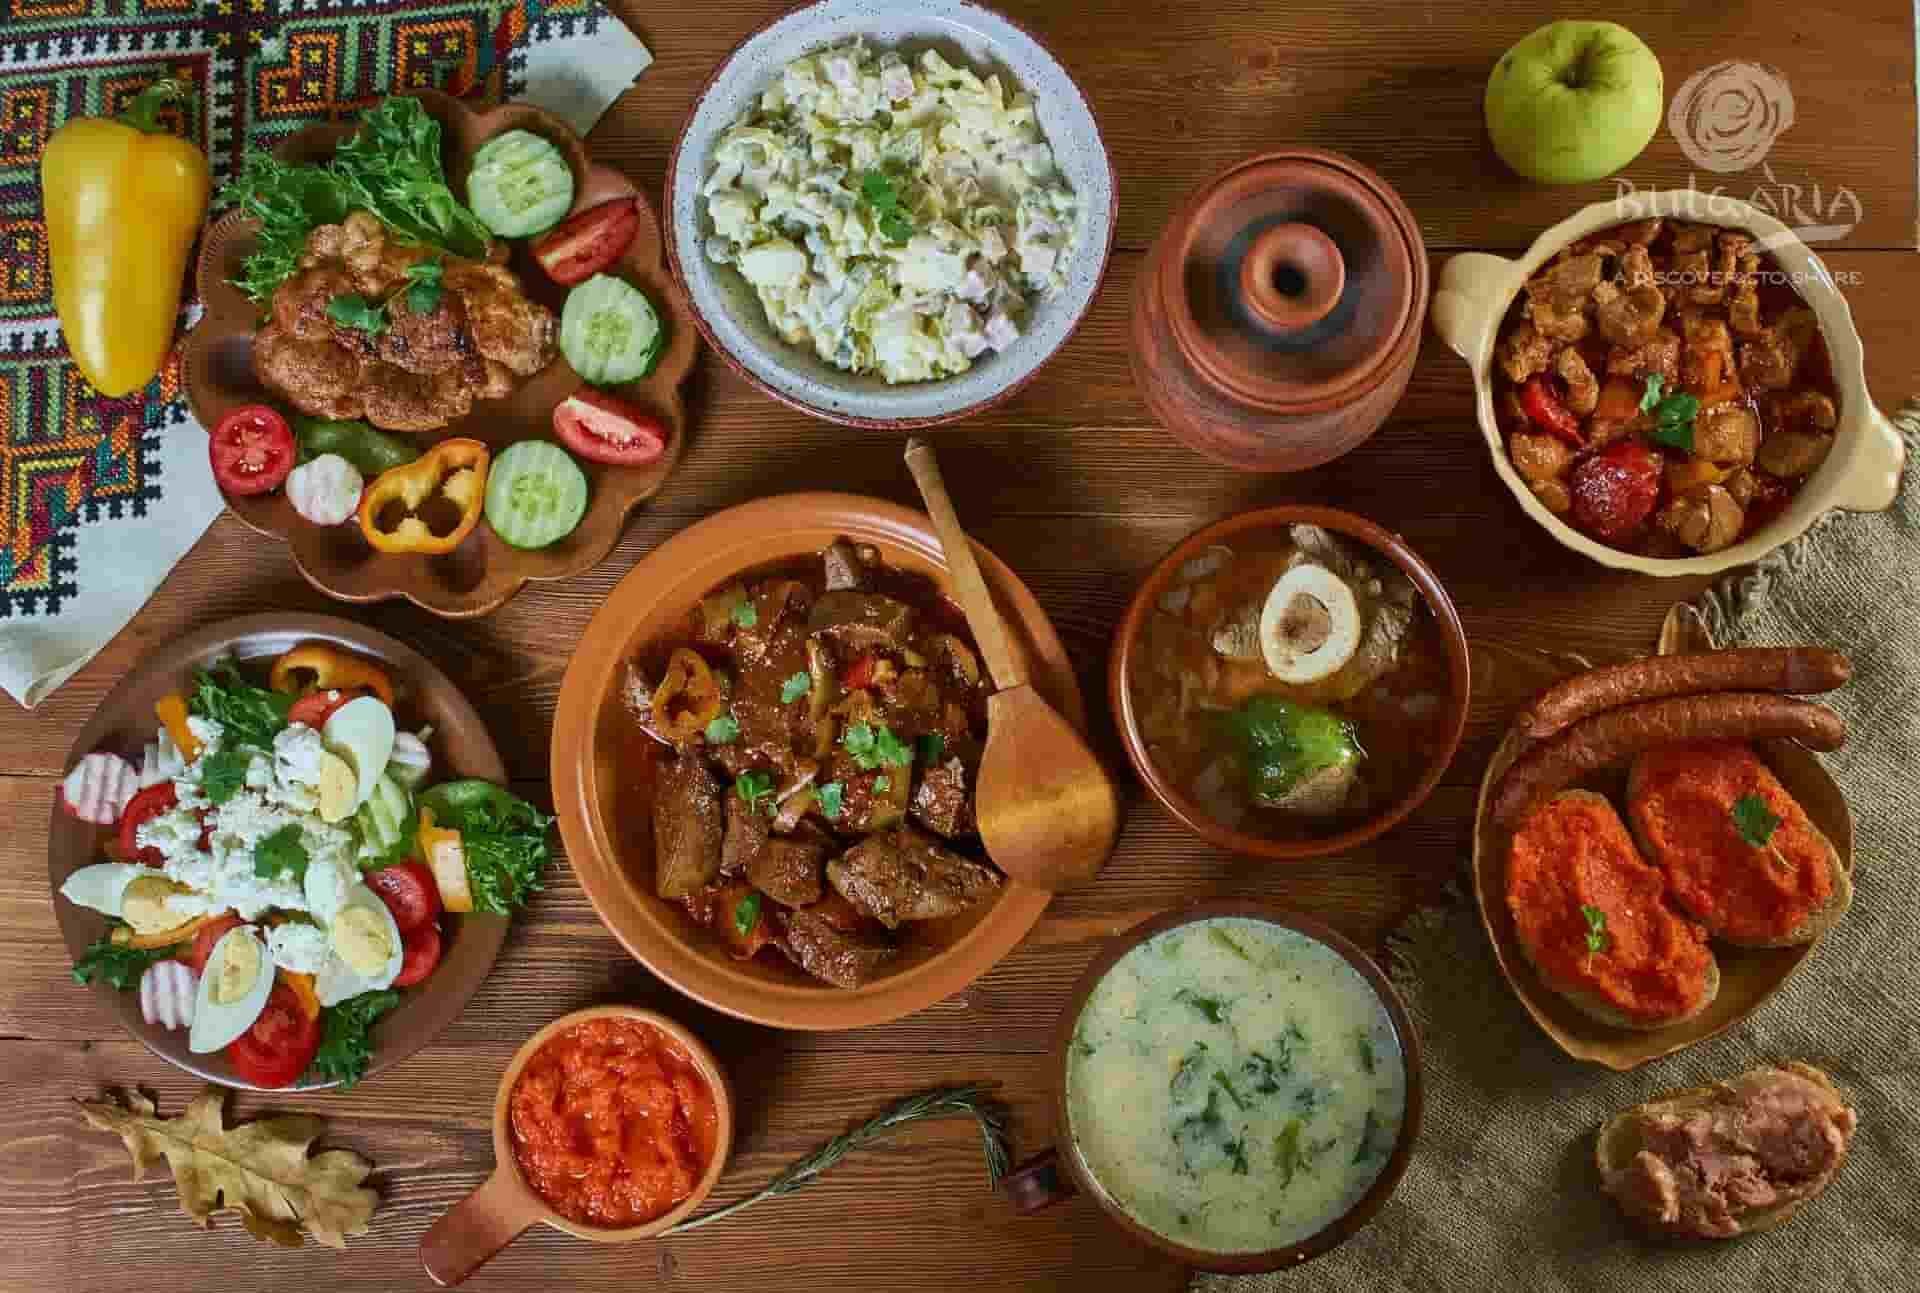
[618,540,1002,989]
[1494,219,1840,557]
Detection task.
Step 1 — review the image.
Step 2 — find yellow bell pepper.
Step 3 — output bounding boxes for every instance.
[358,438,491,555]
[277,969,322,1022]
[42,80,210,398]
[418,807,474,913]
[153,692,202,762]
[269,643,397,707]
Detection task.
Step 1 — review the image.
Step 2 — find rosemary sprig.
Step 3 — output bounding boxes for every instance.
[665,1084,1010,1235]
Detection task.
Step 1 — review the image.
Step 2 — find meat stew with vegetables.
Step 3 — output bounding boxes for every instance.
[1495,219,1840,557]
[616,539,1002,989]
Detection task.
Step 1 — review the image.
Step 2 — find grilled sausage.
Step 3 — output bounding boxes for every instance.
[1491,693,1847,828]
[1517,648,1850,740]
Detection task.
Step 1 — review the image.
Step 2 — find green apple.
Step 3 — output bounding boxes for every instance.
[1485,21,1664,185]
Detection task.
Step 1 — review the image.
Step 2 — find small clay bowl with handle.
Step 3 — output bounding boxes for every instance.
[1000,900,1423,1274]
[419,1005,734,1286]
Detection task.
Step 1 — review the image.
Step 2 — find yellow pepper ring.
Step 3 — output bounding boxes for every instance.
[269,642,397,706]
[358,438,491,556]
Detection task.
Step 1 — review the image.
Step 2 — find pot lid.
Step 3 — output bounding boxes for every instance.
[1161,150,1424,415]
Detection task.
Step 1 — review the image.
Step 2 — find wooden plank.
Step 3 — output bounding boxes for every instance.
[596,0,1917,251]
[2,1039,1185,1293]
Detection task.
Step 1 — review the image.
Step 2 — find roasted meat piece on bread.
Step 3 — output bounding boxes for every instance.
[1598,1062,1855,1238]
[1505,790,1719,1029]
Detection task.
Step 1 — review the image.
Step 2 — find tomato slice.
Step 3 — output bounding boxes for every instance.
[186,913,246,975]
[210,404,296,496]
[366,861,442,936]
[393,921,443,987]
[287,687,364,729]
[531,198,641,287]
[551,389,669,467]
[841,653,879,690]
[225,980,322,1089]
[118,783,178,866]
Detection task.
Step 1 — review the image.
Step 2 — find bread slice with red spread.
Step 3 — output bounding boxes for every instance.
[1626,742,1851,949]
[1506,790,1720,1031]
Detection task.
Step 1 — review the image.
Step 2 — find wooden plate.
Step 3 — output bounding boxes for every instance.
[551,493,1084,1031]
[181,90,697,618]
[1470,611,1856,1071]
[48,613,511,1091]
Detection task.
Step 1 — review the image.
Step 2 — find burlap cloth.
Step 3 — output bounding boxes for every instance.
[1198,409,1920,1293]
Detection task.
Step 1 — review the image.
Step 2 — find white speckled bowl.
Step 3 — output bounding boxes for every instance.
[666,0,1117,429]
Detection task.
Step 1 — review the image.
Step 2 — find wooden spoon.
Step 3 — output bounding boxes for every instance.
[904,439,1119,890]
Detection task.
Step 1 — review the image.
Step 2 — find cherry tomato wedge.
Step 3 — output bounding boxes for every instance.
[118,782,178,866]
[186,913,247,975]
[530,198,640,287]
[552,389,669,466]
[210,404,296,496]
[1519,374,1584,447]
[366,861,442,936]
[393,921,443,987]
[287,687,364,729]
[225,980,322,1088]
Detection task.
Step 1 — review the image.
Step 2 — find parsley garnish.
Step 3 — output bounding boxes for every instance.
[873,775,892,794]
[817,781,845,820]
[780,672,811,704]
[72,928,170,990]
[305,989,401,1089]
[1241,1050,1286,1094]
[1211,1070,1247,1111]
[860,169,915,243]
[1581,904,1610,971]
[1732,793,1791,869]
[1357,1031,1377,1075]
[736,770,775,815]
[1641,374,1701,453]
[1639,372,1667,412]
[916,732,945,765]
[1174,988,1227,1024]
[733,891,762,938]
[1225,1137,1250,1176]
[326,293,387,337]
[1353,1109,1381,1164]
[705,712,740,744]
[729,599,759,629]
[842,722,911,770]
[253,824,310,883]
[403,258,444,314]
[1274,1119,1306,1187]
[189,659,293,752]
[197,747,253,806]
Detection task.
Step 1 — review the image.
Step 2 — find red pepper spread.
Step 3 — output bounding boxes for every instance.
[1507,792,1715,1024]
[509,1017,719,1228]
[1628,742,1832,943]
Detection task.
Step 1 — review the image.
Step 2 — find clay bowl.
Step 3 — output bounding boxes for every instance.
[1471,628,1856,1072]
[1430,189,1906,577]
[183,89,698,617]
[48,613,509,1092]
[550,493,1084,1029]
[1001,900,1422,1273]
[666,0,1116,429]
[418,1005,734,1286]
[1110,505,1471,862]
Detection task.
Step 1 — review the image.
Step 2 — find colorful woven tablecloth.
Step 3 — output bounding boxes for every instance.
[0,0,651,706]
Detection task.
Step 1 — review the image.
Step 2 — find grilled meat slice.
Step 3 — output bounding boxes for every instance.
[252,324,364,421]
[359,361,476,432]
[654,753,724,898]
[445,260,556,375]
[807,590,916,651]
[782,908,896,988]
[828,825,1000,929]
[910,757,975,839]
[378,288,475,375]
[823,539,868,591]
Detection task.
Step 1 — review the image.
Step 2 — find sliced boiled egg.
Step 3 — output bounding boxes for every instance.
[121,874,208,935]
[58,862,148,919]
[323,696,395,815]
[314,884,404,1006]
[315,751,358,823]
[189,926,273,1054]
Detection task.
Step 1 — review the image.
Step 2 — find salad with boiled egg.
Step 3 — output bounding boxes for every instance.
[56,643,551,1089]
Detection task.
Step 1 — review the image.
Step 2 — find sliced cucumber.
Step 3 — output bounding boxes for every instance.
[354,772,413,868]
[560,273,664,384]
[467,129,574,237]
[485,440,589,549]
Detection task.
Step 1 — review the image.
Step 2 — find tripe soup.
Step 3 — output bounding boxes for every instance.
[1065,917,1406,1254]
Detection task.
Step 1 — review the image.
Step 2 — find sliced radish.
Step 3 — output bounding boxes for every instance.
[139,959,198,1031]
[61,752,139,826]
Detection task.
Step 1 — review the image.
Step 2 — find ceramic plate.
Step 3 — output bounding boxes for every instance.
[665,0,1116,428]
[182,90,697,617]
[49,614,511,1091]
[551,493,1083,1029]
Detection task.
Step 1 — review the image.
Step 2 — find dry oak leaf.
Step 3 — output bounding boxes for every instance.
[76,1086,377,1249]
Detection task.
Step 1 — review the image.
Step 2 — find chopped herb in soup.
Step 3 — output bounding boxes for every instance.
[1130,524,1449,839]
[1065,917,1405,1254]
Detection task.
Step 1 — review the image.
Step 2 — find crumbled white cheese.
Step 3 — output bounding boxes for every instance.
[267,922,331,975]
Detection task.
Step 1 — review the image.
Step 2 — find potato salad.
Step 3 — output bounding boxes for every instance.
[702,41,1080,384]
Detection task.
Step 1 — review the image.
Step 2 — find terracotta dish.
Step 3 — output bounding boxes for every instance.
[1111,505,1470,862]
[550,493,1085,1029]
[1471,613,1856,1071]
[182,90,697,617]
[418,1005,733,1286]
[47,613,510,1091]
[1131,150,1430,472]
[1001,900,1422,1274]
[1431,190,1906,576]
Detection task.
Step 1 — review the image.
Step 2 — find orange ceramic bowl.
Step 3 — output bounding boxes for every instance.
[551,493,1087,1029]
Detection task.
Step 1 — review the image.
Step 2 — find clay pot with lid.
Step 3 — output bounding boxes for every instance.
[1131,150,1430,472]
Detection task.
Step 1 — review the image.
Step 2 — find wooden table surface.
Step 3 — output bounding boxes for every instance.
[5,2,1913,1290]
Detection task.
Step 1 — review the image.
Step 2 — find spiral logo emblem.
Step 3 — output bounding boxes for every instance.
[1669,62,1796,174]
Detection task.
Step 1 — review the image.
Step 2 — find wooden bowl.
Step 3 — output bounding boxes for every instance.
[1001,900,1423,1273]
[1109,505,1471,861]
[1471,713,1856,1072]
[418,1005,734,1286]
[550,493,1084,1029]
[47,613,510,1092]
[182,90,698,618]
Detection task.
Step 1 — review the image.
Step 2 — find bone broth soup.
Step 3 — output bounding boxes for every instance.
[1064,918,1406,1254]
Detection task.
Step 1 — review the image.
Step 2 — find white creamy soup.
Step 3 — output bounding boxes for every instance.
[1065,917,1406,1254]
